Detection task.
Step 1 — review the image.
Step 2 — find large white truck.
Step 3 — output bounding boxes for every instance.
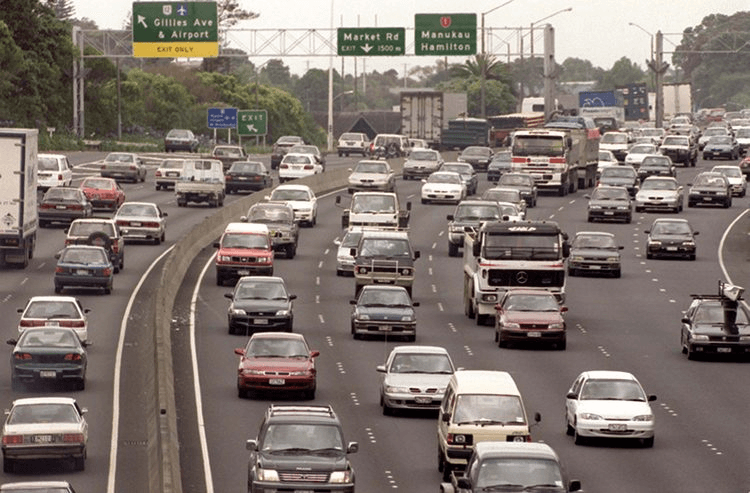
[662,83,693,121]
[463,220,569,326]
[0,128,38,268]
[336,191,411,229]
[400,90,467,149]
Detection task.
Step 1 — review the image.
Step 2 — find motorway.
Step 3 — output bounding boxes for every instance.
[0,151,748,492]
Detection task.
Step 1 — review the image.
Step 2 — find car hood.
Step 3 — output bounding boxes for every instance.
[599,177,635,187]
[233,299,290,311]
[241,357,311,371]
[423,183,463,192]
[503,311,564,324]
[355,306,414,320]
[570,247,619,259]
[575,400,652,419]
[690,322,750,336]
[636,190,678,200]
[649,233,693,242]
[705,144,733,151]
[219,247,272,256]
[384,372,452,388]
[257,450,348,472]
[589,198,630,208]
[349,172,388,183]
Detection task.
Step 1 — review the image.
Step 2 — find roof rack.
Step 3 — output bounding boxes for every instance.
[267,404,335,417]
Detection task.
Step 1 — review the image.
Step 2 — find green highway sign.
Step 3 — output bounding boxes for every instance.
[337,28,405,56]
[132,2,218,58]
[414,13,477,56]
[237,110,268,136]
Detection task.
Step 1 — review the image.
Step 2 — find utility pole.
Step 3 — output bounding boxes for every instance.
[647,31,669,128]
[542,25,557,122]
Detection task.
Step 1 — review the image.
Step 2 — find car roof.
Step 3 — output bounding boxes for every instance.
[25,295,81,304]
[450,370,520,394]
[61,245,109,252]
[389,345,450,355]
[642,176,678,183]
[70,218,116,225]
[38,153,66,159]
[579,370,638,381]
[274,184,313,192]
[574,231,615,238]
[237,275,285,284]
[473,441,559,461]
[652,217,689,224]
[360,230,410,240]
[0,482,72,490]
[223,222,269,234]
[12,397,78,406]
[249,332,305,341]
[504,288,559,297]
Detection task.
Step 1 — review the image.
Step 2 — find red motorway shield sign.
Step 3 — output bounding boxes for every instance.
[440,16,452,28]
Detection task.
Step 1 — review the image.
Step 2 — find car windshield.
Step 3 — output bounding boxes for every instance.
[704,128,728,137]
[213,147,243,157]
[651,221,691,235]
[504,294,559,312]
[599,151,615,161]
[427,173,461,184]
[573,234,617,249]
[249,207,293,223]
[693,174,726,187]
[341,133,364,141]
[289,145,318,155]
[602,133,628,144]
[81,178,115,190]
[641,179,677,190]
[38,156,61,171]
[641,128,664,137]
[271,189,311,201]
[68,222,115,237]
[475,458,564,489]
[235,281,287,300]
[60,248,107,264]
[341,231,363,248]
[601,168,635,178]
[713,167,742,178]
[359,288,411,307]
[483,234,559,261]
[8,403,79,425]
[389,353,453,374]
[491,152,511,163]
[709,136,732,145]
[440,165,472,175]
[500,175,531,186]
[662,137,687,146]
[105,153,134,163]
[24,301,80,319]
[19,329,80,348]
[358,238,410,258]
[591,187,628,200]
[117,204,157,217]
[736,128,750,138]
[167,129,191,138]
[629,145,655,154]
[580,379,646,401]
[482,189,521,203]
[641,157,669,167]
[454,205,500,221]
[221,233,269,249]
[231,162,264,173]
[693,303,750,324]
[245,338,308,358]
[453,395,526,425]
[461,147,490,157]
[354,162,388,174]
[283,154,313,164]
[410,150,439,161]
[277,136,302,144]
[262,424,344,452]
[160,159,184,169]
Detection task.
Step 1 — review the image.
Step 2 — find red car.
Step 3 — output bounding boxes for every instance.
[234,332,319,399]
[79,177,125,212]
[494,289,568,350]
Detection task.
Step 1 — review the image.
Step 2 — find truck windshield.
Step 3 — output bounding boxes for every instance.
[482,234,560,260]
[358,239,410,258]
[351,196,396,213]
[453,394,525,425]
[476,458,564,489]
[512,136,564,157]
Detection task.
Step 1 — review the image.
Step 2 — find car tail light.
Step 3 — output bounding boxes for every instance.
[59,320,85,328]
[14,353,32,360]
[62,433,84,443]
[225,175,231,181]
[280,164,289,169]
[57,173,64,180]
[68,205,82,211]
[129,165,137,170]
[304,164,314,170]
[2,435,23,445]
[116,220,129,227]
[64,354,82,361]
[19,320,44,327]
[111,243,119,253]
[155,170,163,177]
[143,222,159,228]
[55,266,65,273]
[39,204,53,209]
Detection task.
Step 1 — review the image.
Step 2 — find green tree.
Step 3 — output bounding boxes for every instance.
[46,0,75,20]
[559,57,604,83]
[597,57,646,90]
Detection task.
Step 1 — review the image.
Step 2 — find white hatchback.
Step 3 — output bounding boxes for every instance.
[267,184,318,227]
[278,153,323,183]
[37,154,73,189]
[17,296,90,343]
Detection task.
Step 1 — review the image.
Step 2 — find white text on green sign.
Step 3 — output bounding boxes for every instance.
[337,28,405,56]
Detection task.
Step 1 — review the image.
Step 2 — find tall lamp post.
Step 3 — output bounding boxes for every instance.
[480,0,516,119]
[529,7,572,58]
[628,22,654,62]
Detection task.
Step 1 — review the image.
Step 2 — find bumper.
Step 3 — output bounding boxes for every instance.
[251,481,354,493]
[228,315,291,333]
[89,199,119,211]
[575,420,654,440]
[3,444,85,461]
[226,179,267,191]
[355,277,414,291]
[647,244,695,258]
[635,200,679,211]
[120,227,163,241]
[39,210,89,224]
[568,260,620,274]
[447,231,464,246]
[687,342,750,356]
[498,328,566,345]
[13,365,86,383]
[238,374,314,393]
[422,192,462,202]
[216,265,274,280]
[352,320,416,338]
[688,194,729,205]
[338,146,367,155]
[55,273,112,290]
[101,170,138,181]
[382,392,442,411]
[403,168,434,179]
[588,210,631,221]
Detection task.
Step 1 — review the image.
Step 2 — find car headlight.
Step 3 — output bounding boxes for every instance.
[570,256,584,262]
[579,413,603,421]
[400,314,415,322]
[589,205,602,210]
[357,313,370,321]
[329,470,353,484]
[739,336,750,342]
[480,293,498,303]
[692,334,709,341]
[503,322,521,329]
[219,255,232,262]
[606,257,619,262]
[682,240,695,246]
[632,414,654,422]
[288,370,311,376]
[230,308,246,316]
[243,369,265,375]
[275,309,291,316]
[616,205,630,210]
[256,468,280,481]
[649,240,661,246]
[401,267,413,276]
[385,385,410,393]
[549,322,565,330]
[257,255,271,262]
[716,190,727,195]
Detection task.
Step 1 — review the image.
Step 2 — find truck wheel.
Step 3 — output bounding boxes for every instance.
[448,242,459,257]
[286,244,296,259]
[558,184,567,196]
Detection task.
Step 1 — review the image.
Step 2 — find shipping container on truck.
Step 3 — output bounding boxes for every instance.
[400,91,468,149]
[0,128,38,268]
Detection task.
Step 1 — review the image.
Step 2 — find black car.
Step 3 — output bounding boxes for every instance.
[164,128,199,152]
[242,202,299,259]
[497,172,538,207]
[457,146,493,171]
[486,151,511,182]
[644,218,698,260]
[597,165,639,196]
[567,231,623,277]
[681,292,750,360]
[224,276,296,335]
[38,187,93,227]
[7,327,89,391]
[350,285,419,341]
[54,245,114,294]
[225,161,272,194]
[688,171,732,208]
[246,405,358,493]
[585,185,632,223]
[637,155,676,182]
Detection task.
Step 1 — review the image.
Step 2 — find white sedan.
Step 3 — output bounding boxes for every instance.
[624,144,659,168]
[711,165,747,197]
[1,397,89,472]
[420,171,466,204]
[267,184,318,227]
[634,176,684,213]
[565,370,656,447]
[114,202,168,244]
[278,152,323,183]
[17,296,89,343]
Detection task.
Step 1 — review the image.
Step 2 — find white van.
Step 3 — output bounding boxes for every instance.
[437,370,540,481]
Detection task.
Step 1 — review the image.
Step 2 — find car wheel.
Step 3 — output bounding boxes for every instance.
[568,267,576,277]
[74,455,85,471]
[635,206,642,213]
[642,437,655,448]
[557,338,567,350]
[238,387,248,399]
[382,401,393,416]
[566,416,574,436]
[476,314,488,326]
[624,215,632,224]
[442,461,452,482]
[612,269,621,278]
[3,457,14,474]
[304,387,316,400]
[76,378,86,391]
[421,198,428,204]
[687,201,695,208]
[104,285,112,295]
[216,274,224,286]
[11,378,21,392]
[689,253,696,261]
[573,428,586,445]
[646,252,653,259]
[687,344,698,360]
[54,284,63,294]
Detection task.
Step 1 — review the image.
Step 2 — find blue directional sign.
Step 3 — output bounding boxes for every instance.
[207,107,237,129]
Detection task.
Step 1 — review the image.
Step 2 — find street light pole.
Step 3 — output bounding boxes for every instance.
[529,7,572,58]
[480,0,516,119]
[628,22,654,62]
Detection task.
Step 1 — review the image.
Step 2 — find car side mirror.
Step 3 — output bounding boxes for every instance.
[289,294,297,300]
[413,251,421,260]
[441,412,451,423]
[347,442,359,454]
[6,339,17,346]
[213,242,220,248]
[234,348,245,356]
[533,412,541,423]
[412,302,420,307]
[224,293,233,300]
[310,350,320,358]
[457,478,472,489]
[566,392,577,399]
[648,395,657,402]
[446,214,454,220]
[560,306,568,313]
[376,365,386,373]
[693,231,699,235]
[349,299,357,305]
[246,439,258,451]
[569,480,582,492]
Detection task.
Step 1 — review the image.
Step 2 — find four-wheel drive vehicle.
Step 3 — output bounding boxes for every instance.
[242,202,299,259]
[338,132,369,157]
[437,370,540,481]
[353,229,420,296]
[270,135,305,169]
[175,159,226,207]
[337,191,410,229]
[65,218,125,273]
[214,223,273,286]
[211,145,247,172]
[440,442,581,493]
[245,405,358,493]
[659,134,697,167]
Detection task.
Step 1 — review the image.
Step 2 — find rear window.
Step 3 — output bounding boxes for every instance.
[69,221,116,237]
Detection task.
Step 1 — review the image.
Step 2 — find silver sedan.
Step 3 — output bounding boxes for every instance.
[114,202,168,244]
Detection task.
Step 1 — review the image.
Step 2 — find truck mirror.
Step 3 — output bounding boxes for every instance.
[413,251,421,260]
[406,201,412,211]
[441,412,451,423]
[472,241,481,257]
[566,137,572,148]
[335,195,342,205]
[457,478,471,489]
[562,242,570,258]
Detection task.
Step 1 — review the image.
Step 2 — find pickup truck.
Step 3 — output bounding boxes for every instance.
[175,159,225,207]
[336,191,410,229]
[210,145,247,172]
[440,442,581,493]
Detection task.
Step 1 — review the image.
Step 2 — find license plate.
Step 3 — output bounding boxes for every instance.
[237,270,250,275]
[604,211,614,215]
[40,370,56,378]
[131,222,142,227]
[527,331,542,338]
[33,435,53,443]
[379,325,392,331]
[166,172,178,177]
[415,396,433,404]
[253,319,269,325]
[76,269,91,275]
[589,265,601,270]
[717,347,732,353]
[238,177,248,180]
[269,378,285,385]
[44,321,60,327]
[702,197,712,201]
[666,247,678,251]
[608,423,627,431]
[56,205,67,209]
[713,152,720,156]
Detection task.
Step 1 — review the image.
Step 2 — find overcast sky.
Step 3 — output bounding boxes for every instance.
[73,0,747,76]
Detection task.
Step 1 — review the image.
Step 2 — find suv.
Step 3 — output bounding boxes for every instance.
[353,229,420,296]
[245,405,358,493]
[338,132,369,157]
[243,202,299,259]
[659,134,697,167]
[65,218,125,273]
[270,135,305,169]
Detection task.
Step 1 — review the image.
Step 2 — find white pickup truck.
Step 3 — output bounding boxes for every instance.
[336,191,411,229]
[175,159,225,207]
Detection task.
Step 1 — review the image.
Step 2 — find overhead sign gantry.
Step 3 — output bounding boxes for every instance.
[132,2,218,58]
